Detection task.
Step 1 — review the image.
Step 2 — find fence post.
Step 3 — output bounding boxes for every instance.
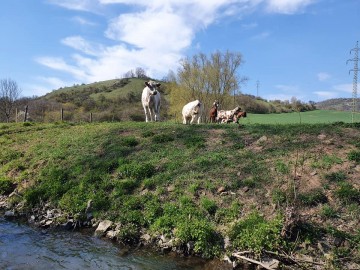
[15,108,18,123]
[61,108,64,121]
[24,105,28,122]
[90,112,93,123]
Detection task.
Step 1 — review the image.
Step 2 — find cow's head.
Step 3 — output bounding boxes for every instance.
[213,100,220,108]
[145,81,161,95]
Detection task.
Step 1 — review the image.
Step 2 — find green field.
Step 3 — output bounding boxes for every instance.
[241,110,360,124]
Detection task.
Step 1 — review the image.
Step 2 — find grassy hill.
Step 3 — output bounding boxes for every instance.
[20,77,314,123]
[316,98,360,111]
[1,121,359,268]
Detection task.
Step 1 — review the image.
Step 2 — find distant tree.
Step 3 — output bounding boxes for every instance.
[135,67,147,79]
[123,70,135,78]
[0,78,22,122]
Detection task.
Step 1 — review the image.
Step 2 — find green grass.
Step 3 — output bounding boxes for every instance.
[241,110,360,124]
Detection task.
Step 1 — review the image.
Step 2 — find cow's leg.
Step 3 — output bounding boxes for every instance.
[143,106,149,122]
[197,115,201,124]
[154,105,160,122]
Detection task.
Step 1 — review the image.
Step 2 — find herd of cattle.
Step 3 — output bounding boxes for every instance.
[141,80,247,124]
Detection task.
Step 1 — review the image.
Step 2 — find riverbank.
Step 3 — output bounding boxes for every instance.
[1,122,360,269]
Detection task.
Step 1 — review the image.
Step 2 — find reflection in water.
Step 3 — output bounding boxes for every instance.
[0,218,233,270]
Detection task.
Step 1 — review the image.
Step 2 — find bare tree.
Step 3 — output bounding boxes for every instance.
[0,78,22,122]
[135,67,147,79]
[169,50,247,119]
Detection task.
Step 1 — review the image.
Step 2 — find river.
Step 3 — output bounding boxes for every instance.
[0,218,234,270]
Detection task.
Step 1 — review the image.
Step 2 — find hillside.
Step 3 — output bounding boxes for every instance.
[11,77,317,124]
[1,121,359,269]
[316,98,360,111]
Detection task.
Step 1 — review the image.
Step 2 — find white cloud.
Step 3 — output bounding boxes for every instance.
[275,84,300,92]
[23,77,71,97]
[46,0,99,12]
[333,84,353,93]
[317,72,330,81]
[265,0,316,14]
[61,36,103,56]
[72,16,97,26]
[40,0,318,86]
[251,31,271,40]
[313,91,339,100]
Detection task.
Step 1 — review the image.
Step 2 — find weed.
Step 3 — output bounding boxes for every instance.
[117,163,156,180]
[325,171,347,182]
[117,223,140,244]
[312,154,343,169]
[151,134,174,143]
[275,161,290,174]
[183,135,206,149]
[271,188,287,205]
[334,182,360,204]
[229,212,284,256]
[0,177,15,195]
[122,136,139,147]
[320,204,338,218]
[298,189,328,206]
[175,218,222,258]
[201,197,217,215]
[348,150,360,163]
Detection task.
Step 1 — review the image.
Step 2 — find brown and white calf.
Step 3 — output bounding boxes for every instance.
[209,100,220,123]
[216,106,242,123]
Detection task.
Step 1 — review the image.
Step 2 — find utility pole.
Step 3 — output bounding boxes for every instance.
[256,80,260,97]
[347,41,359,123]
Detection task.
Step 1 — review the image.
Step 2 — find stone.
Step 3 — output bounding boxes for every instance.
[95,220,113,237]
[167,185,175,192]
[217,186,226,193]
[4,210,15,218]
[141,234,151,242]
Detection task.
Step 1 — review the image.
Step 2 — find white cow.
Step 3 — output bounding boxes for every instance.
[141,81,161,122]
[182,100,203,124]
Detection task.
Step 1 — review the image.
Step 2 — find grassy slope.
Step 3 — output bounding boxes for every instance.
[1,120,360,263]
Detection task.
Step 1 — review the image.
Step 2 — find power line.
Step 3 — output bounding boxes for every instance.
[347,41,359,123]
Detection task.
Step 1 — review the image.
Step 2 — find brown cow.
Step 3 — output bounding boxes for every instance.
[234,111,247,124]
[209,100,219,123]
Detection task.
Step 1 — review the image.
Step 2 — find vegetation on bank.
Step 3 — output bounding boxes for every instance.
[1,121,360,268]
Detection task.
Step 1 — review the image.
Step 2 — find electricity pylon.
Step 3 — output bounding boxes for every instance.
[347,41,359,123]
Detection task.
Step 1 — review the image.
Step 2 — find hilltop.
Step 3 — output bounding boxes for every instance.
[316,98,360,111]
[1,121,359,269]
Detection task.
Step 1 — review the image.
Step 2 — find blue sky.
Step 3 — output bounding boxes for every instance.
[0,0,359,102]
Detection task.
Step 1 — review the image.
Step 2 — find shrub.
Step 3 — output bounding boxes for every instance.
[175,218,222,258]
[0,178,15,195]
[298,189,328,206]
[117,223,140,244]
[229,212,284,256]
